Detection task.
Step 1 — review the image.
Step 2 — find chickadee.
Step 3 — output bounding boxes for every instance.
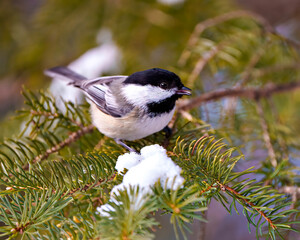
[45,67,191,152]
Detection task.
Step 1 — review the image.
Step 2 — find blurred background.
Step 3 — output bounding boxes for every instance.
[1,0,300,239]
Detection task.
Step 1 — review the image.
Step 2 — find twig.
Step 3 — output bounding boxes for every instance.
[178,81,300,111]
[218,182,277,229]
[252,63,300,78]
[66,173,116,197]
[11,222,31,234]
[278,186,300,209]
[30,110,59,118]
[23,124,95,170]
[221,39,269,119]
[187,44,223,85]
[266,97,289,159]
[178,10,273,66]
[8,173,116,235]
[178,109,203,128]
[197,210,207,240]
[237,43,269,88]
[199,184,214,196]
[30,110,83,127]
[33,125,94,163]
[255,100,277,167]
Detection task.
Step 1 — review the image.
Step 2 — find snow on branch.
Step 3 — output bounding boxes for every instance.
[98,144,184,216]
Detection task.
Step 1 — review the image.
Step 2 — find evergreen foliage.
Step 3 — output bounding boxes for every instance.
[1,0,300,239]
[0,89,298,239]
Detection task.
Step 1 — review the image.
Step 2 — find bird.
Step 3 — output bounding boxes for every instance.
[45,67,191,152]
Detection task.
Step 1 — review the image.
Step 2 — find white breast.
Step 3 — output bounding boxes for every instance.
[90,103,175,141]
[131,108,175,140]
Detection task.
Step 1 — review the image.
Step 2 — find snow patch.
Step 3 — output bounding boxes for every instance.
[97,144,184,216]
[115,151,141,173]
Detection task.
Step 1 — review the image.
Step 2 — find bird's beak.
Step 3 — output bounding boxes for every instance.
[176,86,192,95]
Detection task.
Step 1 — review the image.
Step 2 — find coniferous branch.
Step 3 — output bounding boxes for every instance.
[178,10,300,68]
[178,81,300,111]
[29,124,95,167]
[235,39,270,87]
[0,146,117,239]
[0,88,297,239]
[29,109,84,127]
[20,90,90,132]
[218,182,277,229]
[187,43,223,85]
[0,189,100,239]
[178,10,273,66]
[153,182,207,240]
[252,63,300,78]
[255,100,277,168]
[1,2,299,239]
[66,173,116,197]
[171,136,298,239]
[98,183,207,240]
[0,189,73,238]
[219,39,271,117]
[1,150,117,196]
[0,90,100,174]
[98,186,159,240]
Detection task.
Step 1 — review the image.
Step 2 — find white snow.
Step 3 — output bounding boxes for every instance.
[97,203,116,217]
[115,151,141,173]
[97,144,184,216]
[114,144,184,190]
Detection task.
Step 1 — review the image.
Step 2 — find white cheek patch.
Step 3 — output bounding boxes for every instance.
[122,84,175,107]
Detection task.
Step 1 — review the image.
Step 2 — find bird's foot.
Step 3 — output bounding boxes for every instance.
[115,139,139,154]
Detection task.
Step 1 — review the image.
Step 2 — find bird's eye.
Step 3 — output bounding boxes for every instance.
[160,82,168,89]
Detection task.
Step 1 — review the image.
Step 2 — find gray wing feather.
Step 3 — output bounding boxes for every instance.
[86,85,126,117]
[81,76,127,88]
[45,66,130,117]
[44,67,87,85]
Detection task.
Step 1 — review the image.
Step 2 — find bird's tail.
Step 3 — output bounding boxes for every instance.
[44,67,87,87]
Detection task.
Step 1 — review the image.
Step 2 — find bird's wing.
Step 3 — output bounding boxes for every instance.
[82,76,131,117]
[45,66,131,117]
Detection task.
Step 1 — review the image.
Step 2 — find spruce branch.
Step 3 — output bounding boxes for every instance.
[252,63,300,78]
[236,39,271,87]
[172,137,298,238]
[0,90,100,174]
[198,183,215,196]
[178,10,273,66]
[0,189,73,238]
[1,150,117,198]
[178,10,300,67]
[27,124,95,168]
[1,2,299,239]
[217,181,276,229]
[66,173,116,197]
[255,100,277,167]
[98,186,159,240]
[29,109,84,127]
[187,43,223,85]
[178,81,300,111]
[153,182,207,240]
